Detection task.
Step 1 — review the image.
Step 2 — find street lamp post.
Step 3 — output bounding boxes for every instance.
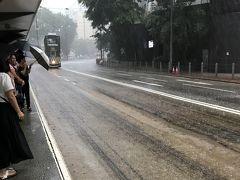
[36,12,39,47]
[65,8,69,61]
[169,0,174,72]
[36,6,42,47]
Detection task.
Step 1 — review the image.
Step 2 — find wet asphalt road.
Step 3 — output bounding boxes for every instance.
[30,59,240,180]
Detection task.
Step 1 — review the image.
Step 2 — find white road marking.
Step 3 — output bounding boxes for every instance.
[117,73,131,77]
[177,79,213,85]
[30,85,72,180]
[64,78,70,82]
[133,80,163,87]
[140,77,167,82]
[63,68,240,116]
[72,82,77,85]
[183,84,236,93]
[117,71,127,73]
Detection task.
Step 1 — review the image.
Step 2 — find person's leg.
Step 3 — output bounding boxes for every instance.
[24,82,31,111]
[0,168,17,179]
[16,84,25,110]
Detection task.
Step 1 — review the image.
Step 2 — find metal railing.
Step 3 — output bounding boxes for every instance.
[101,59,240,81]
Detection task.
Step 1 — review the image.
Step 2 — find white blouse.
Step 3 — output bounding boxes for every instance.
[0,73,14,102]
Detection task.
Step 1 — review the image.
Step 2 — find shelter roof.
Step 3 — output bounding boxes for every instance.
[0,0,41,44]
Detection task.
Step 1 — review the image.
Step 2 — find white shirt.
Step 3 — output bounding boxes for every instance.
[0,73,14,102]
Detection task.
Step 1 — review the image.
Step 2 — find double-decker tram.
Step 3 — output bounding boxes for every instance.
[44,33,61,68]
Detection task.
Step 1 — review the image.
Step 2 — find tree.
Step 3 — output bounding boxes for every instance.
[28,8,77,58]
[145,0,209,65]
[78,0,144,60]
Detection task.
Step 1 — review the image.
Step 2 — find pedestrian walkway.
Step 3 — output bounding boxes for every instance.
[173,72,240,84]
[11,96,61,180]
[108,64,240,84]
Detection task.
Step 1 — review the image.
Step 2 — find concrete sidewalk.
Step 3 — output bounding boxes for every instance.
[10,95,61,180]
[177,72,240,84]
[115,66,240,84]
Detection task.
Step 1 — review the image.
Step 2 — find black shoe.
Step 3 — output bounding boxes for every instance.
[27,107,32,112]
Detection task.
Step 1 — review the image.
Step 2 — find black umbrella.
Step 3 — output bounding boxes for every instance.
[30,46,49,71]
[0,41,49,71]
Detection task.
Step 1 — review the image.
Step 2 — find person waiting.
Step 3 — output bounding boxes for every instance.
[16,54,32,111]
[0,58,33,179]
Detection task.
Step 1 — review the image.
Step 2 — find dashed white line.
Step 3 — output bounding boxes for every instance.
[64,78,70,82]
[177,79,212,85]
[133,80,163,87]
[117,71,127,73]
[63,68,240,116]
[140,77,167,82]
[117,73,131,76]
[183,83,236,93]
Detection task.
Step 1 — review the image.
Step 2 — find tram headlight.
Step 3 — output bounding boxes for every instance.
[52,60,56,64]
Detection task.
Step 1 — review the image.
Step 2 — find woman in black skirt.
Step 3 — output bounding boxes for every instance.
[0,58,33,179]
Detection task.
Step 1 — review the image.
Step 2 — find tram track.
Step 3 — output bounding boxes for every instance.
[63,90,227,180]
[31,66,240,179]
[96,87,240,152]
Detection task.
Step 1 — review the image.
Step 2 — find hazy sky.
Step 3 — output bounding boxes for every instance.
[40,0,94,39]
[41,0,82,12]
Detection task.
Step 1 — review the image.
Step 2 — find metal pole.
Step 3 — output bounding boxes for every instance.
[189,62,191,75]
[159,61,162,73]
[232,62,235,79]
[215,63,218,77]
[65,8,69,61]
[36,13,39,47]
[83,18,86,40]
[201,62,204,74]
[169,0,174,72]
[177,61,180,73]
[168,61,171,73]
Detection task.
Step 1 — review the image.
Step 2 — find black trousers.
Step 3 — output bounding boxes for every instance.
[23,81,30,108]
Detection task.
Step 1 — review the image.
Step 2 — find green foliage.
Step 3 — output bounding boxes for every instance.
[78,0,142,29]
[78,0,144,60]
[145,0,210,63]
[78,0,209,62]
[28,8,77,57]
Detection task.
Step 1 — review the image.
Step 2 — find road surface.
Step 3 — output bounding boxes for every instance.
[30,59,240,180]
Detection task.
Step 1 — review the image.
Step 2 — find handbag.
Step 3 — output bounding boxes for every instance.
[0,95,8,103]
